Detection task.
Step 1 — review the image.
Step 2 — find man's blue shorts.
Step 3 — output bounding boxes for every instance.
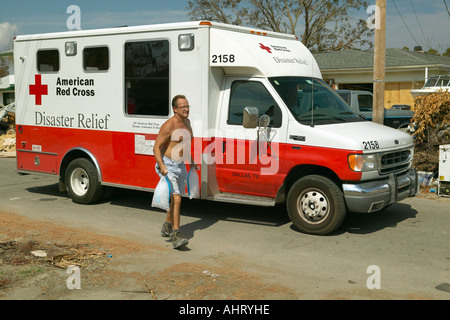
[155,156,188,195]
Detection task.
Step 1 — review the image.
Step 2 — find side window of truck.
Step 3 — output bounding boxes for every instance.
[37,49,60,72]
[358,94,373,112]
[228,81,282,128]
[338,92,350,104]
[83,46,109,72]
[124,40,170,116]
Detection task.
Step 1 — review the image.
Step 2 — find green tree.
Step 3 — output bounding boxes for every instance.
[443,47,450,57]
[0,58,9,78]
[427,48,440,55]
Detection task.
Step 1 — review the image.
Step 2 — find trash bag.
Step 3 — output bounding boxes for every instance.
[151,175,171,211]
[187,168,199,199]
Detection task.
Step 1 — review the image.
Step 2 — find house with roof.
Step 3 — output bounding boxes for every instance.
[0,50,15,106]
[314,48,450,108]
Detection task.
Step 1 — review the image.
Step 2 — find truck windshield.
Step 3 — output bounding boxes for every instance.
[269,77,365,125]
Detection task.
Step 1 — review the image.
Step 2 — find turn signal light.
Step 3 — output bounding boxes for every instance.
[348,154,364,172]
[348,154,378,172]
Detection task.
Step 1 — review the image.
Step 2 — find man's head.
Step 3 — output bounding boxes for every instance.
[172,95,190,118]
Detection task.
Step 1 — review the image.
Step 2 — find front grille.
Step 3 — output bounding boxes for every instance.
[379,149,412,175]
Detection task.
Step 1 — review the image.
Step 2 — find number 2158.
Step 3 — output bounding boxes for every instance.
[363,141,380,150]
[212,54,235,63]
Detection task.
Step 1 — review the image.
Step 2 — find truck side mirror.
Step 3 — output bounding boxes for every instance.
[259,114,270,128]
[243,107,259,128]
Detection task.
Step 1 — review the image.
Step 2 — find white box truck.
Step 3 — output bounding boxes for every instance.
[14,21,419,235]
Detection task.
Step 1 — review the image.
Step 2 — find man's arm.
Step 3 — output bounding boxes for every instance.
[153,121,172,176]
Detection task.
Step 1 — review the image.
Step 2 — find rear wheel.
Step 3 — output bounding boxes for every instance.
[287,175,346,235]
[65,158,103,204]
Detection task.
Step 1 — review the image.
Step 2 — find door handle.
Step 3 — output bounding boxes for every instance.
[222,141,226,157]
[290,135,305,141]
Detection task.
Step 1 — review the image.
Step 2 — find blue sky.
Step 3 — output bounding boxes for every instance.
[1,0,449,52]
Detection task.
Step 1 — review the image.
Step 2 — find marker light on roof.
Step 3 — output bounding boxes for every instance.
[178,34,195,51]
[65,42,77,56]
[250,31,268,36]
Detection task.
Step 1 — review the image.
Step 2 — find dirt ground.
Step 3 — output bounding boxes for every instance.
[1,189,445,301]
[0,210,297,300]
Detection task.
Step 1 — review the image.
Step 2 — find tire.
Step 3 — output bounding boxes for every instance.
[286,175,346,235]
[65,158,103,204]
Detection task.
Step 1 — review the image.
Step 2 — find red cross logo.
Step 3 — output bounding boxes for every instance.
[259,43,272,54]
[29,74,48,105]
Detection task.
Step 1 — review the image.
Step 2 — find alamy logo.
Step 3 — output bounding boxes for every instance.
[66,265,81,290]
[67,5,81,30]
[367,5,381,30]
[366,265,381,290]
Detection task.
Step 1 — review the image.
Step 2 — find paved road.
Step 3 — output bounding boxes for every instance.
[0,157,449,299]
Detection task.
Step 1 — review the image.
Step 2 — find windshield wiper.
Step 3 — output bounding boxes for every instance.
[314,113,347,121]
[297,113,347,121]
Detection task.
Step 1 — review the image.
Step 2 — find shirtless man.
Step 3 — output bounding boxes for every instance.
[153,95,196,249]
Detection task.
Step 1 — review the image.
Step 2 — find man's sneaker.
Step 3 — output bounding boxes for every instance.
[171,230,189,249]
[161,222,172,237]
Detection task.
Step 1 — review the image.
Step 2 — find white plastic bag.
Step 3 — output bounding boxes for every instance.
[187,168,199,199]
[151,176,171,211]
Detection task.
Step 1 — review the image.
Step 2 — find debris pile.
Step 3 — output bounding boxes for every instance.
[0,103,16,157]
[0,128,15,157]
[0,239,109,291]
[0,240,108,269]
[49,246,108,269]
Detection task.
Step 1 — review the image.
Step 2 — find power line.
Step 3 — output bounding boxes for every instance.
[444,0,450,16]
[391,0,421,47]
[410,0,432,49]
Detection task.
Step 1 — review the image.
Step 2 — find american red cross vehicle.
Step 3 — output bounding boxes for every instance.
[14,21,419,235]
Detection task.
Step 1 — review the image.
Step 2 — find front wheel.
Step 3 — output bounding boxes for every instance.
[286,175,346,235]
[65,158,103,204]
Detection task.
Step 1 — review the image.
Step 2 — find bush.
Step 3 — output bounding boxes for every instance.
[412,92,450,173]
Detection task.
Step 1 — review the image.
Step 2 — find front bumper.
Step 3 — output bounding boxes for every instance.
[343,168,419,213]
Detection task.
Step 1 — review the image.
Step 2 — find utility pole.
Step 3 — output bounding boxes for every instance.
[373,0,386,124]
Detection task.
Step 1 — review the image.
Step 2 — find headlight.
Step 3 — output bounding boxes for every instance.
[348,154,378,172]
